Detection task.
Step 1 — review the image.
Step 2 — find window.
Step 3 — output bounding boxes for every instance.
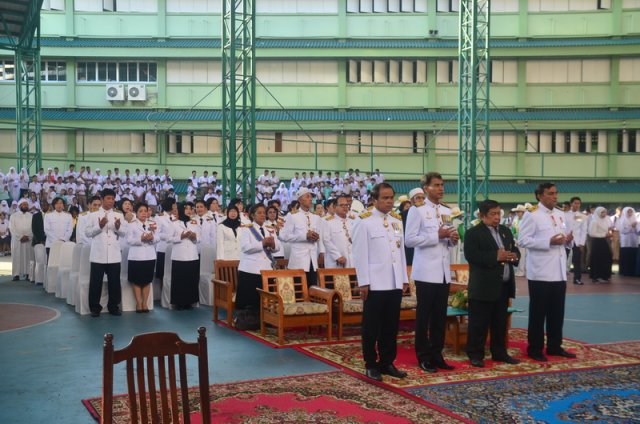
[620,58,640,82]
[437,0,459,12]
[347,0,426,13]
[167,0,222,13]
[618,130,639,153]
[168,132,193,154]
[347,59,426,84]
[41,0,65,11]
[257,61,338,84]
[490,0,518,12]
[526,59,610,83]
[623,0,640,8]
[490,60,517,84]
[42,61,66,82]
[0,59,15,81]
[257,131,338,154]
[436,60,459,83]
[167,60,222,83]
[434,131,458,153]
[76,61,157,83]
[257,0,338,13]
[75,0,157,12]
[529,0,609,11]
[76,131,157,154]
[489,131,518,152]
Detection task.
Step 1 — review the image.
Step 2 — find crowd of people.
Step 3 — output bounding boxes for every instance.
[2,163,639,379]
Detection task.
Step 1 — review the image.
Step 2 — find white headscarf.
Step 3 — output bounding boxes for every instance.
[616,206,637,230]
[589,206,611,237]
[0,200,8,214]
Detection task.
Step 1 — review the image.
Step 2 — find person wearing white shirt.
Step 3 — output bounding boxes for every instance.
[198,172,210,190]
[588,207,613,283]
[168,202,200,309]
[290,173,301,190]
[194,199,217,254]
[564,197,587,285]
[518,182,576,362]
[323,194,356,269]
[43,197,73,255]
[216,206,242,260]
[126,203,158,312]
[352,182,409,382]
[85,189,126,316]
[278,187,324,286]
[144,188,159,214]
[63,164,77,181]
[94,169,104,184]
[28,176,42,200]
[616,206,638,277]
[235,204,279,330]
[206,198,224,224]
[76,196,101,245]
[405,172,459,372]
[9,199,33,280]
[154,198,176,284]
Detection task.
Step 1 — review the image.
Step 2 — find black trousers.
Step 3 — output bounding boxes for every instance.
[466,284,510,360]
[414,280,450,364]
[361,289,402,369]
[89,262,121,313]
[571,245,583,281]
[306,261,317,287]
[527,280,566,355]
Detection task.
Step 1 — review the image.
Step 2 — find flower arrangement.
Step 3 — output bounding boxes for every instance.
[449,289,468,310]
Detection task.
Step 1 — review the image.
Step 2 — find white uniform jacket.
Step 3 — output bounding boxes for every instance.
[126,219,159,261]
[404,200,455,284]
[85,207,126,264]
[278,209,324,272]
[195,214,217,252]
[352,208,408,290]
[238,222,280,274]
[75,212,92,245]
[564,211,587,247]
[169,217,200,261]
[43,210,73,248]
[322,214,356,268]
[216,224,241,260]
[518,203,571,282]
[153,213,171,253]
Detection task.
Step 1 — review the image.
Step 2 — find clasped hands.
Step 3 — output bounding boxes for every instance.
[99,216,121,230]
[550,232,573,245]
[438,226,459,242]
[261,236,276,250]
[306,230,320,242]
[181,230,197,242]
[497,248,518,263]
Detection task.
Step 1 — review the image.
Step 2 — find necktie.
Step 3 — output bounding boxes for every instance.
[260,227,265,237]
[143,224,146,231]
[492,226,511,282]
[200,217,203,225]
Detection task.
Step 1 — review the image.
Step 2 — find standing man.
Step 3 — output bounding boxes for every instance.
[402,187,425,266]
[9,199,33,281]
[565,196,587,285]
[279,187,323,286]
[405,172,459,373]
[85,188,126,317]
[76,196,102,246]
[518,182,576,361]
[353,182,409,381]
[464,199,521,368]
[323,194,356,268]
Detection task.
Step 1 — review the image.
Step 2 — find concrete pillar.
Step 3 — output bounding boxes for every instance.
[570,131,579,153]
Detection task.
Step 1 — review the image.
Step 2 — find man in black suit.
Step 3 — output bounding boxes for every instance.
[464,199,521,368]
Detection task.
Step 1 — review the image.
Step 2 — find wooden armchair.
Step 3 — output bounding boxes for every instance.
[258,269,334,345]
[317,268,362,339]
[450,263,469,293]
[399,265,418,321]
[446,263,470,353]
[102,327,210,424]
[211,260,239,325]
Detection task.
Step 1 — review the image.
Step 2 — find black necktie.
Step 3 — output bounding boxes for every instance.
[260,227,265,237]
[200,218,203,225]
[143,224,146,231]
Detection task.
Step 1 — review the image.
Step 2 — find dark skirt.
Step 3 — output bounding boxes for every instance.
[155,252,165,279]
[619,247,638,277]
[128,259,156,287]
[589,237,612,280]
[170,259,199,307]
[235,270,262,310]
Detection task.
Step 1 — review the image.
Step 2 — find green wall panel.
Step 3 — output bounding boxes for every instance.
[614,154,640,178]
[257,16,339,38]
[255,86,339,108]
[41,85,69,107]
[434,15,459,38]
[345,15,428,38]
[40,13,67,37]
[490,14,521,38]
[622,11,640,34]
[526,85,612,107]
[345,86,429,108]
[620,84,640,105]
[73,14,159,37]
[527,12,612,37]
[434,86,458,108]
[165,15,221,37]
[165,86,222,108]
[488,85,519,108]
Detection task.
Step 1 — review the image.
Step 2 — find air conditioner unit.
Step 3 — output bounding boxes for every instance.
[106,83,125,101]
[128,84,147,101]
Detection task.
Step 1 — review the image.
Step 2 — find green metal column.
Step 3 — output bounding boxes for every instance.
[457,0,490,226]
[222,0,256,205]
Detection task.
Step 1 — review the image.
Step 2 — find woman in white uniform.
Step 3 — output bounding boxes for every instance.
[126,203,158,312]
[169,202,200,309]
[216,206,241,260]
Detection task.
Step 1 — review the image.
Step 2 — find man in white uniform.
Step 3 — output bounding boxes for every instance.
[76,196,102,245]
[9,199,33,281]
[323,194,356,268]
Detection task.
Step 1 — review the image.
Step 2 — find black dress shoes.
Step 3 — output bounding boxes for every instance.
[365,368,382,381]
[434,361,455,371]
[527,352,548,362]
[547,349,577,358]
[90,311,100,317]
[12,275,19,281]
[469,358,485,368]
[379,364,407,378]
[109,308,122,316]
[419,361,437,373]
[492,355,520,365]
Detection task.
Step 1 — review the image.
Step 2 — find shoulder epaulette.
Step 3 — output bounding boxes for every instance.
[241,224,253,228]
[359,211,373,219]
[325,215,335,221]
[529,205,539,212]
[390,211,402,220]
[190,219,198,225]
[348,213,357,220]
[80,211,88,216]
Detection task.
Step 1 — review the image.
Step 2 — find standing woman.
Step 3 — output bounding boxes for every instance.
[126,203,158,312]
[588,207,613,283]
[169,202,200,309]
[236,204,279,330]
[266,205,284,259]
[616,207,638,277]
[216,206,242,260]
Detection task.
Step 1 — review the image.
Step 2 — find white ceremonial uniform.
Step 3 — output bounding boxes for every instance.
[195,214,217,254]
[43,210,73,248]
[85,207,126,264]
[238,222,280,274]
[216,225,241,260]
[518,203,571,282]
[405,199,454,284]
[126,220,159,261]
[153,213,171,254]
[169,218,200,261]
[353,208,408,290]
[565,211,587,247]
[9,210,33,277]
[323,214,357,268]
[278,208,324,272]
[75,212,92,245]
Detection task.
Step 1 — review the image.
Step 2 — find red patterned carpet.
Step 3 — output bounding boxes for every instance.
[298,329,640,388]
[0,303,59,332]
[592,340,640,360]
[83,371,466,423]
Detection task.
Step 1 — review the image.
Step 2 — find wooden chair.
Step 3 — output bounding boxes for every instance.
[446,263,470,353]
[317,268,362,339]
[211,259,239,325]
[449,263,469,293]
[399,265,417,321]
[257,269,334,345]
[274,258,288,270]
[102,327,210,424]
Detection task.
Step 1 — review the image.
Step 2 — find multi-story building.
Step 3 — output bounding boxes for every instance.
[0,0,639,203]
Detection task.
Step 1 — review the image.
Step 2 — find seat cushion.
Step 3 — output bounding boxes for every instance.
[400,295,417,310]
[334,275,353,301]
[408,278,416,297]
[455,270,469,285]
[342,299,363,313]
[276,277,296,304]
[282,302,329,316]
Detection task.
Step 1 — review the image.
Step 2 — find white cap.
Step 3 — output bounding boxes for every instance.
[296,187,314,200]
[511,204,526,212]
[450,206,464,218]
[17,198,29,206]
[408,188,424,200]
